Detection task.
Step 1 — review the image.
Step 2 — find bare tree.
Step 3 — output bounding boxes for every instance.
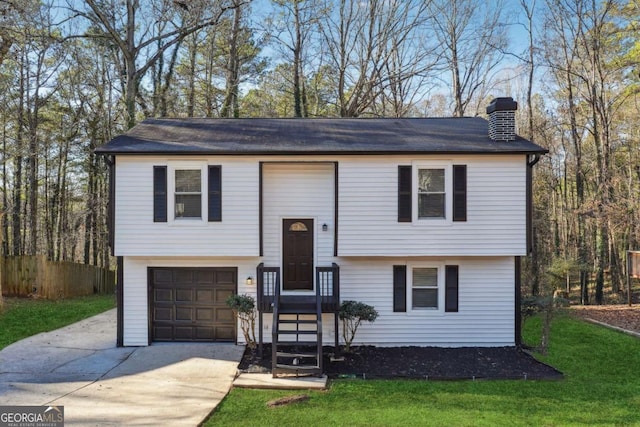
[519,0,537,140]
[429,0,508,117]
[221,0,244,117]
[540,0,637,303]
[318,0,434,117]
[265,0,325,117]
[379,30,440,116]
[220,0,265,117]
[71,0,238,128]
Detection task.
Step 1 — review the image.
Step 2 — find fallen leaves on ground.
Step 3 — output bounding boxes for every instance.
[570,305,640,333]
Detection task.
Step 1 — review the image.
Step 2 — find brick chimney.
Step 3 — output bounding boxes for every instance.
[486,97,518,141]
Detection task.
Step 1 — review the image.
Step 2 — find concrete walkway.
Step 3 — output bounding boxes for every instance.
[0,309,244,426]
[234,373,328,389]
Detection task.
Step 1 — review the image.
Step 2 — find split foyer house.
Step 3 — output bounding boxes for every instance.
[96,97,547,375]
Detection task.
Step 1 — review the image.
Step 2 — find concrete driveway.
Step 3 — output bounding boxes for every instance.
[0,309,244,426]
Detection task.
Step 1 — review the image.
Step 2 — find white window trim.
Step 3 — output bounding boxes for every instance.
[412,161,452,225]
[407,262,445,315]
[167,161,208,225]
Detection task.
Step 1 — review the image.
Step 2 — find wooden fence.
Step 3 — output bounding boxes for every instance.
[1,256,115,299]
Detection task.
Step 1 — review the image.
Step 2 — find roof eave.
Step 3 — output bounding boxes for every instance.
[94,148,549,156]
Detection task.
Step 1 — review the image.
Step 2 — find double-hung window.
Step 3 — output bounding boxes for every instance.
[393,264,459,313]
[174,169,202,219]
[412,267,439,309]
[417,168,446,219]
[412,162,452,223]
[398,163,466,223]
[154,162,221,223]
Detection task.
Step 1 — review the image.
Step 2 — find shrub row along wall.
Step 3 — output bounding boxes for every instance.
[1,256,115,299]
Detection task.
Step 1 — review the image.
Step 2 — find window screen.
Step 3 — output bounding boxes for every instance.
[412,267,438,309]
[175,169,201,218]
[418,169,445,218]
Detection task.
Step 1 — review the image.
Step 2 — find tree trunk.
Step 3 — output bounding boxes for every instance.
[1,120,8,256]
[84,154,95,264]
[12,53,26,256]
[221,1,242,118]
[125,60,138,129]
[27,87,40,256]
[159,41,183,117]
[292,1,304,118]
[187,37,197,118]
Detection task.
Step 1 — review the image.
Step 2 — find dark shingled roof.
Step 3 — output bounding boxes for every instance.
[95,117,548,155]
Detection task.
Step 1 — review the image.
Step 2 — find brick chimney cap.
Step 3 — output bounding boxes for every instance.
[486,97,518,114]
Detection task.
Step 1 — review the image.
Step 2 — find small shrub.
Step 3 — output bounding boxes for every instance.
[226,294,257,349]
[521,295,544,319]
[339,300,378,352]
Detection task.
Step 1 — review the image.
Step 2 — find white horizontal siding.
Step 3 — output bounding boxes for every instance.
[262,163,335,269]
[338,257,515,346]
[338,155,527,256]
[122,256,259,346]
[255,256,515,347]
[115,156,259,257]
[115,154,528,257]
[123,256,514,347]
[122,257,148,346]
[117,154,523,347]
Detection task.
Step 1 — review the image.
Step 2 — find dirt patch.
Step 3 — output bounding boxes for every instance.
[239,345,563,380]
[267,394,310,407]
[570,304,640,333]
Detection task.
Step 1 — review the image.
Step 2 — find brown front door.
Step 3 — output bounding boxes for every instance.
[283,219,314,291]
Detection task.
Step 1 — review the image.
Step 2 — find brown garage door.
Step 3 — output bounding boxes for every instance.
[150,267,236,342]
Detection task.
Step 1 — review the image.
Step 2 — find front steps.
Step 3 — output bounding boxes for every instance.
[272,299,323,377]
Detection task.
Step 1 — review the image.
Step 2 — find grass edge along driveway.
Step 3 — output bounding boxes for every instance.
[207,313,640,427]
[0,295,116,350]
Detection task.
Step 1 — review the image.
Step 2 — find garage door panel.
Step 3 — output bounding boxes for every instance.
[175,307,193,321]
[175,269,195,284]
[154,289,173,303]
[196,289,214,302]
[154,326,173,341]
[215,307,234,322]
[154,307,172,322]
[215,270,235,285]
[215,326,235,341]
[175,289,193,302]
[174,327,194,340]
[153,269,173,283]
[150,267,237,342]
[196,307,214,321]
[195,327,215,340]
[215,288,234,302]
[196,270,215,283]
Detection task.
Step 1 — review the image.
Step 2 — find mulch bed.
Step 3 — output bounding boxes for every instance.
[238,344,563,380]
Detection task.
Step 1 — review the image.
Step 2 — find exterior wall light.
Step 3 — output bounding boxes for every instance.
[246,277,254,286]
[322,223,328,231]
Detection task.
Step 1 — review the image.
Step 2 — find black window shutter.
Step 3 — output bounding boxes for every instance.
[393,265,407,312]
[398,166,412,222]
[445,265,459,312]
[453,165,467,222]
[208,165,222,222]
[153,166,167,222]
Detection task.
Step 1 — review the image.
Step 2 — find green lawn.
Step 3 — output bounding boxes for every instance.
[206,314,640,426]
[0,295,116,350]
